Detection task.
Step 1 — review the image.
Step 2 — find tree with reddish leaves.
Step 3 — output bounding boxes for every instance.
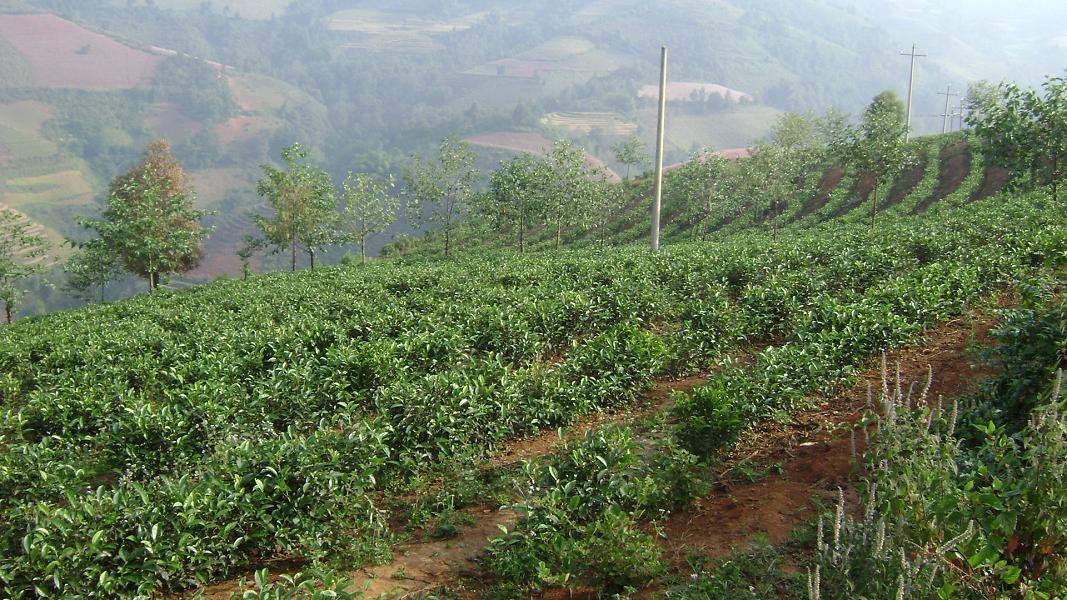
[80,140,208,292]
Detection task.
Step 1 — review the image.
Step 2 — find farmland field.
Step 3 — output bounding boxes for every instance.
[0,185,1063,596]
[115,0,294,20]
[0,15,162,89]
[466,131,621,181]
[326,8,488,34]
[650,105,782,155]
[327,7,486,53]
[638,81,754,103]
[144,102,201,142]
[4,170,92,206]
[541,111,638,136]
[462,35,630,94]
[0,101,52,136]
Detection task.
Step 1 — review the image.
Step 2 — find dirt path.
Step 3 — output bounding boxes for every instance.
[346,508,515,597]
[648,311,1000,592]
[180,313,1000,598]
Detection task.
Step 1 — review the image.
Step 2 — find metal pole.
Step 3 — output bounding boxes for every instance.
[900,44,927,142]
[651,46,667,251]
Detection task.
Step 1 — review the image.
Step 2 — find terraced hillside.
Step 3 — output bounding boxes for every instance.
[413,132,1011,259]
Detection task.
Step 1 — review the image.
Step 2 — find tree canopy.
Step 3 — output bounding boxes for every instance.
[338,172,398,264]
[79,140,207,292]
[968,74,1067,202]
[0,209,49,323]
[404,136,479,258]
[255,144,338,271]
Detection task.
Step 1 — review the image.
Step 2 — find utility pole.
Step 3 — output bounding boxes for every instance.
[937,84,958,135]
[651,46,667,251]
[955,99,967,131]
[900,43,927,142]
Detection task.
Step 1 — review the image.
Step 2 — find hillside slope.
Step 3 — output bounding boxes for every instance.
[403,132,1007,258]
[0,180,1063,597]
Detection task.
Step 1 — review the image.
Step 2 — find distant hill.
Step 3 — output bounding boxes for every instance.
[0,7,330,296]
[853,0,1067,88]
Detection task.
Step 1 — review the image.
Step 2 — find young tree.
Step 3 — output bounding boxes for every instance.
[80,140,208,292]
[404,136,478,258]
[487,153,550,253]
[845,91,915,227]
[613,135,647,179]
[541,140,607,250]
[338,172,398,264]
[63,238,121,303]
[0,208,49,323]
[235,235,265,280]
[968,74,1067,202]
[255,143,338,271]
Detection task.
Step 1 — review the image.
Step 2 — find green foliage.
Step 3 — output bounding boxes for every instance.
[255,144,338,271]
[486,153,550,253]
[404,137,478,258]
[613,135,648,180]
[810,294,1067,598]
[153,55,238,122]
[968,73,1067,202]
[670,543,805,599]
[0,189,1063,596]
[485,428,665,594]
[0,207,48,323]
[229,568,359,600]
[540,140,611,250]
[338,172,398,265]
[62,237,122,302]
[970,293,1066,431]
[843,90,917,227]
[78,140,207,292]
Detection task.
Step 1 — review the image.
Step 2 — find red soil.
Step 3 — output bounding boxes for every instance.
[144,102,202,142]
[466,131,621,182]
[0,15,162,89]
[794,166,845,220]
[914,139,969,214]
[651,311,1000,586]
[971,165,1010,202]
[215,115,274,143]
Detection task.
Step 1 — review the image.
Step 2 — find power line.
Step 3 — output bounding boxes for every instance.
[937,84,959,135]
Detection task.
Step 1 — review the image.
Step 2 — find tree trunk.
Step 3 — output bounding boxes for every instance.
[291,244,297,272]
[870,187,878,230]
[361,235,367,265]
[309,249,315,271]
[4,301,11,324]
[1052,157,1059,203]
[444,201,454,258]
[518,205,525,254]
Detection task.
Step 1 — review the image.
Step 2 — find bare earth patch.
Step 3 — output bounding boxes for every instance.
[0,15,162,89]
